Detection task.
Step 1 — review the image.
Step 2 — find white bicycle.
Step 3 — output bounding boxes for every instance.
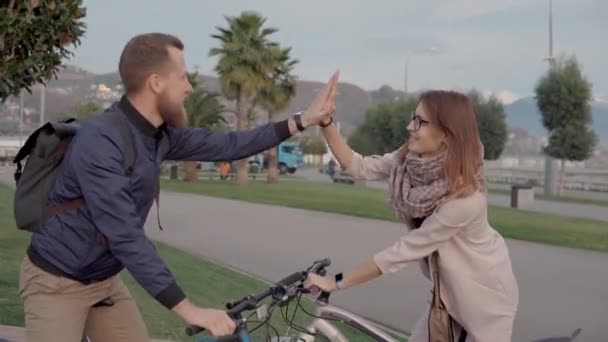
[184,258,582,342]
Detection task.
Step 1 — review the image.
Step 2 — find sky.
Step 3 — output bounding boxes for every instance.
[72,0,607,104]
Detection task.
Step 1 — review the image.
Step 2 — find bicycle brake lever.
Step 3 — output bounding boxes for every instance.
[317,291,331,304]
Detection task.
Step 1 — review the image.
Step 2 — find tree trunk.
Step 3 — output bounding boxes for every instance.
[183,161,198,182]
[266,110,279,184]
[235,91,249,186]
[558,159,565,196]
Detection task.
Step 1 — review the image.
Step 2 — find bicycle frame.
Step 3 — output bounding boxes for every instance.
[195,329,252,342]
[296,302,399,342]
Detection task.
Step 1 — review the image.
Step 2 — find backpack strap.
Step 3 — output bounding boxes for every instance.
[154,134,170,231]
[108,112,136,175]
[108,111,164,231]
[45,114,136,220]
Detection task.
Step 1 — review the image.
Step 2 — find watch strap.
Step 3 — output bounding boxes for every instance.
[334,272,344,290]
[292,112,305,131]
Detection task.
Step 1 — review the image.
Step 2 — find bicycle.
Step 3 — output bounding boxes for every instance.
[184,258,584,342]
[185,258,402,342]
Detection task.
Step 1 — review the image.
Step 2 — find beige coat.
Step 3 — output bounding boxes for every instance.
[346,151,519,342]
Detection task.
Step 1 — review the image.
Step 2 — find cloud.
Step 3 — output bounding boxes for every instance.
[483,90,523,104]
[593,92,608,103]
[432,0,538,21]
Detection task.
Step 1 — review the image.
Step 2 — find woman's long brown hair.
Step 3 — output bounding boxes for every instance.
[398,90,483,196]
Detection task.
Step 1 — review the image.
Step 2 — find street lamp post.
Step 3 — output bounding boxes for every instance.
[542,0,559,196]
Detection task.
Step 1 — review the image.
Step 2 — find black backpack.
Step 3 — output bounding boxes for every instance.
[12,111,136,232]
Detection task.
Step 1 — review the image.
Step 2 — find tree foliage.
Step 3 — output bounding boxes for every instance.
[210,11,280,185]
[300,135,327,155]
[535,55,596,162]
[185,72,226,130]
[348,98,416,155]
[468,90,508,160]
[1,0,87,102]
[182,72,227,182]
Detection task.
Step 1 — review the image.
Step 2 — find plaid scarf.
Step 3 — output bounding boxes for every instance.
[388,150,450,224]
[389,145,486,226]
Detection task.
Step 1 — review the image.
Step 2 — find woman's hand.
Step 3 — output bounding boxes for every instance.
[304,273,338,293]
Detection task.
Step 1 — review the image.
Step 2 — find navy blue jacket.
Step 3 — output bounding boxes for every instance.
[28,96,292,309]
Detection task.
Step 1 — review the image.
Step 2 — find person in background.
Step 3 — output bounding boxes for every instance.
[327,158,337,178]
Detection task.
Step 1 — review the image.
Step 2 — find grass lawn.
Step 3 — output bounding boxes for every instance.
[161,179,608,253]
[0,185,404,341]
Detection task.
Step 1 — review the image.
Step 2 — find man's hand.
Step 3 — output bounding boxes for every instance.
[173,299,236,337]
[301,70,339,128]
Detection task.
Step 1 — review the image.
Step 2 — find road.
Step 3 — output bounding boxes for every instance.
[301,168,608,223]
[1,166,607,340]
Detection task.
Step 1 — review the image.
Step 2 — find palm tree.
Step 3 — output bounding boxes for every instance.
[256,47,298,183]
[182,72,226,182]
[209,11,278,185]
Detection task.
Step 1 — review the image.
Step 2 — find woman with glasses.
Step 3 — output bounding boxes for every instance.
[306,90,519,342]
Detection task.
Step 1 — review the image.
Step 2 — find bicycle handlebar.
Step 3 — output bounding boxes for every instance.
[185,258,331,337]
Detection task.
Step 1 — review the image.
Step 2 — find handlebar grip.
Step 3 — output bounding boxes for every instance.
[318,258,331,267]
[185,324,205,336]
[309,258,331,274]
[277,271,306,287]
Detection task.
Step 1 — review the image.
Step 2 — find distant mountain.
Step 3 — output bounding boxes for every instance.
[4,65,606,148]
[505,97,608,147]
[4,66,372,134]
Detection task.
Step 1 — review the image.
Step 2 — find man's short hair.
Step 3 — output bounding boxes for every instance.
[118,33,184,94]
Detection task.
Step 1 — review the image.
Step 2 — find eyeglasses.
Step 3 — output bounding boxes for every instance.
[410,112,430,131]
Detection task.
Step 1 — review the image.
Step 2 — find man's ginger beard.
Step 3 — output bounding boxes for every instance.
[158,92,188,127]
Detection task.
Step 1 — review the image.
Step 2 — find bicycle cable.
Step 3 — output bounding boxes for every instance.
[280,295,332,342]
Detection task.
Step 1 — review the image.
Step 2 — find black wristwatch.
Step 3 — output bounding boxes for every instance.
[334,272,344,290]
[292,112,306,132]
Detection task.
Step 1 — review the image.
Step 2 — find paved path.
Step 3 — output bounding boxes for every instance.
[145,190,608,342]
[301,168,608,222]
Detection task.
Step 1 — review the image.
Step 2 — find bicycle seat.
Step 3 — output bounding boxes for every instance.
[92,296,115,307]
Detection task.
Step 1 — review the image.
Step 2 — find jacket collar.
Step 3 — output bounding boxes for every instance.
[117,96,166,139]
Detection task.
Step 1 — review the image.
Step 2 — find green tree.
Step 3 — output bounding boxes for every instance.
[210,11,278,185]
[468,90,508,160]
[185,72,226,131]
[182,71,226,181]
[256,46,298,183]
[348,98,416,155]
[300,135,327,156]
[56,101,101,122]
[347,129,377,156]
[73,101,102,121]
[535,55,596,194]
[1,0,86,102]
